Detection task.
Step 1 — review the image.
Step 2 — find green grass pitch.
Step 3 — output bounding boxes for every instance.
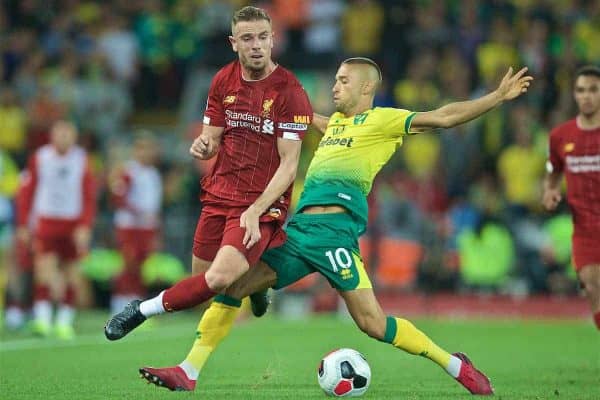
[1,312,599,399]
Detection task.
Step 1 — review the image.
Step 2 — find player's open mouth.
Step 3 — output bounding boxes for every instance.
[251,55,263,59]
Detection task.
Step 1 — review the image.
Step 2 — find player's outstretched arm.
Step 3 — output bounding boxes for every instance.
[542,170,563,211]
[311,113,329,134]
[240,138,302,248]
[190,125,224,160]
[411,67,533,132]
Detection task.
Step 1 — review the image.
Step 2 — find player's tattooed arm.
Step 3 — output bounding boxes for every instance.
[190,125,224,160]
[411,67,533,131]
[311,113,329,135]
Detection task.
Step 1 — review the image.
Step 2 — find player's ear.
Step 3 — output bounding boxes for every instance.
[229,35,237,52]
[362,80,376,96]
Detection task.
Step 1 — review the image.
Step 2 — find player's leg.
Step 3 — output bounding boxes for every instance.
[184,259,278,372]
[54,259,79,339]
[140,261,279,391]
[139,235,309,391]
[52,234,85,339]
[339,288,493,395]
[111,229,146,314]
[292,212,492,395]
[4,237,33,330]
[106,216,280,340]
[31,248,59,336]
[140,217,280,315]
[167,253,273,387]
[105,207,224,339]
[578,264,600,329]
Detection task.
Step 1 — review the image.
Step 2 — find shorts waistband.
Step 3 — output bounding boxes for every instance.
[293,211,355,222]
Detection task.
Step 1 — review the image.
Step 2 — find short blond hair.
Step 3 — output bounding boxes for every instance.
[231,6,271,31]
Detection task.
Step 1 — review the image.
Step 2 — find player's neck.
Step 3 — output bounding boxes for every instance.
[343,101,374,117]
[241,60,277,81]
[576,112,600,130]
[52,145,71,155]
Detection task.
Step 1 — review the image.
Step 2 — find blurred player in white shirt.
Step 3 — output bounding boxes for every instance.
[109,133,162,314]
[17,121,96,339]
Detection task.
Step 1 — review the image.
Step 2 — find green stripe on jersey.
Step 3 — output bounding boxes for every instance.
[297,107,415,230]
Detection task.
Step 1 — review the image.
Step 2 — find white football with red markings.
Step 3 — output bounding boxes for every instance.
[317,348,371,397]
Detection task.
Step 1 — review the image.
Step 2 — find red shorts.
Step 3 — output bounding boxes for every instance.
[33,234,79,262]
[193,205,286,265]
[116,227,156,265]
[572,235,600,272]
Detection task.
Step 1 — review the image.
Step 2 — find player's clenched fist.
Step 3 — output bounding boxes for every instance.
[542,188,562,211]
[190,135,216,159]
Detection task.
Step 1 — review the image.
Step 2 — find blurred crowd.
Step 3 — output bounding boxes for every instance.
[1,0,599,318]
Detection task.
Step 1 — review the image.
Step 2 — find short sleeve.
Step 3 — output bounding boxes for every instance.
[203,72,226,127]
[377,108,416,138]
[274,83,312,141]
[547,130,563,174]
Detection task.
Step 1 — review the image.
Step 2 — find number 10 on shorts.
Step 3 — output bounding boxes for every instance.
[325,248,352,272]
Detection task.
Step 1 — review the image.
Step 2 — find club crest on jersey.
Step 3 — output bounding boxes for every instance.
[223,95,236,105]
[262,98,274,117]
[353,113,368,125]
[564,142,575,153]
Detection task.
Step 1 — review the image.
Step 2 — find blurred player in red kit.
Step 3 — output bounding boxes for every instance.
[109,133,162,314]
[543,65,600,330]
[18,120,96,338]
[4,170,35,330]
[105,5,312,339]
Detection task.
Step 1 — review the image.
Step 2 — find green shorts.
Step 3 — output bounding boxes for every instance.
[261,212,372,291]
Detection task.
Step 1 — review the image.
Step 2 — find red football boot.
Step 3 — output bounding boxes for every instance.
[139,366,196,391]
[453,352,494,395]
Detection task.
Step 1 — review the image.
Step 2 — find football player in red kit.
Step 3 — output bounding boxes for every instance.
[105,5,312,338]
[543,65,600,330]
[109,133,162,314]
[18,120,96,338]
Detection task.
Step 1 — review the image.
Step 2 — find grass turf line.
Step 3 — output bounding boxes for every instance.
[1,312,598,399]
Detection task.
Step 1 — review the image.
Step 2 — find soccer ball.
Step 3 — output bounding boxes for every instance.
[317,348,371,397]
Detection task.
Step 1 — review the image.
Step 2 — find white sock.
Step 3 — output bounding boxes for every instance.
[139,291,166,318]
[55,305,75,326]
[5,306,25,329]
[33,300,53,325]
[446,355,463,378]
[178,360,200,381]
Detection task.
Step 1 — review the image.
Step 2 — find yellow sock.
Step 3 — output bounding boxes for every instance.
[385,316,451,369]
[184,296,241,374]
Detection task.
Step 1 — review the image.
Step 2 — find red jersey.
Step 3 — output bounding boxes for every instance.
[200,61,312,219]
[548,118,600,236]
[18,145,96,236]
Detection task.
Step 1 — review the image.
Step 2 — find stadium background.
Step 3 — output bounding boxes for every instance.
[1,0,599,315]
[1,2,600,400]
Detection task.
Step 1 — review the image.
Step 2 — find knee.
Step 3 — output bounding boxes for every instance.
[205,269,234,292]
[581,274,600,296]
